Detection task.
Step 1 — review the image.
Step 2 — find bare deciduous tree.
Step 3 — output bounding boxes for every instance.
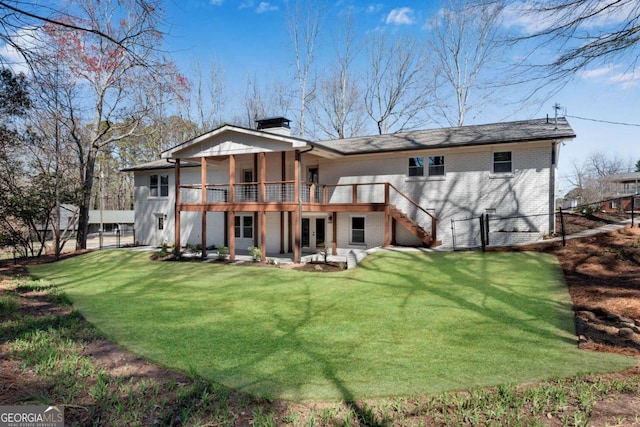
[564,151,629,204]
[511,0,640,80]
[36,0,186,250]
[27,60,82,258]
[285,0,325,137]
[238,74,292,129]
[187,57,227,132]
[364,33,433,134]
[429,0,505,127]
[208,57,227,129]
[310,11,365,139]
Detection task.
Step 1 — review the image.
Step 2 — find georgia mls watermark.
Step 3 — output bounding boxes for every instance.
[0,406,64,427]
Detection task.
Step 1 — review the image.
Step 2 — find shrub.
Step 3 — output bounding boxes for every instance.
[248,246,261,262]
[217,246,229,260]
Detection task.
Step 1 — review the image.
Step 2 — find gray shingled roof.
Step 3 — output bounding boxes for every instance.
[120,159,199,172]
[313,118,575,155]
[611,172,640,182]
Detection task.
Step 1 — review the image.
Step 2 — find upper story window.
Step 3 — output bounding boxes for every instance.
[150,174,169,197]
[623,182,638,194]
[493,151,512,174]
[408,157,424,177]
[428,156,445,176]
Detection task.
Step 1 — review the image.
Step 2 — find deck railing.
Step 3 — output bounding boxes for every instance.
[181,182,390,205]
[388,183,437,240]
[179,181,437,241]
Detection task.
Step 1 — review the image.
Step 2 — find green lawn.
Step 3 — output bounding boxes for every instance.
[29,250,634,401]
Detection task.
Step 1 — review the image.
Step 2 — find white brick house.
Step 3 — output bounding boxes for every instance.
[123,117,575,261]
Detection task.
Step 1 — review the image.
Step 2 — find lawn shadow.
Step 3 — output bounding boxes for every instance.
[351,250,577,347]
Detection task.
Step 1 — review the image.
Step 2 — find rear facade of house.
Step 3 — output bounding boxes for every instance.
[124,117,575,262]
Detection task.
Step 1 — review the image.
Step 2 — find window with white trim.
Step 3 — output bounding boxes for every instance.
[493,151,512,174]
[350,216,365,244]
[234,215,253,239]
[150,174,169,197]
[408,157,424,177]
[428,155,445,176]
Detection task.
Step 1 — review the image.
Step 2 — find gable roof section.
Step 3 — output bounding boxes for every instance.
[313,118,575,155]
[161,123,311,160]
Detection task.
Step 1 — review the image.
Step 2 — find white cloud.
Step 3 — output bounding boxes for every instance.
[0,27,43,75]
[580,64,640,89]
[210,0,224,5]
[607,69,639,89]
[256,2,278,13]
[386,7,414,25]
[501,2,553,34]
[502,0,635,34]
[239,1,253,9]
[581,66,614,80]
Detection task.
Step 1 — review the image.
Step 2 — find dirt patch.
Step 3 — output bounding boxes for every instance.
[504,225,640,355]
[557,211,631,236]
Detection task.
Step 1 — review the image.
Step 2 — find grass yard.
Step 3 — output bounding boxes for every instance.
[29,250,634,401]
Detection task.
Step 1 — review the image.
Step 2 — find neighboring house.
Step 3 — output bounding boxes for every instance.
[87,210,135,235]
[602,172,640,212]
[39,205,134,237]
[611,172,640,196]
[122,117,575,262]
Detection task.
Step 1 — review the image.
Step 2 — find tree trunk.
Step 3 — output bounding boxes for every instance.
[76,149,97,250]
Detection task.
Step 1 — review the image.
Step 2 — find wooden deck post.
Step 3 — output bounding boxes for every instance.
[332,211,337,255]
[259,152,266,202]
[280,212,285,254]
[293,208,300,263]
[280,152,286,254]
[229,155,235,203]
[384,184,390,247]
[201,157,207,258]
[228,155,235,261]
[228,210,236,261]
[175,159,181,257]
[287,212,292,253]
[261,210,266,262]
[384,206,390,247]
[391,218,397,246]
[294,150,300,263]
[294,150,300,204]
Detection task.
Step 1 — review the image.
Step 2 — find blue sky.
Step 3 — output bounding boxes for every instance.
[1,1,637,194]
[160,1,640,195]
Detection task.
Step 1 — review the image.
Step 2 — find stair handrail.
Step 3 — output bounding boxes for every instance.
[387,183,437,242]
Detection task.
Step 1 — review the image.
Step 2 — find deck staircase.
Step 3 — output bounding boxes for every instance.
[388,204,435,247]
